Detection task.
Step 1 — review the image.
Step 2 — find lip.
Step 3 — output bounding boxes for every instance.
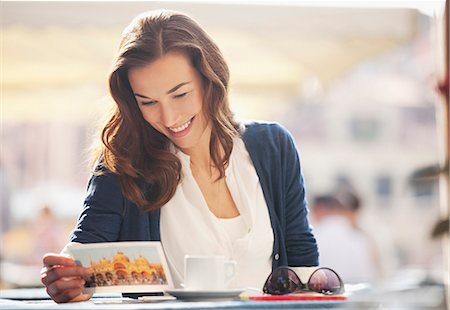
[167,116,194,138]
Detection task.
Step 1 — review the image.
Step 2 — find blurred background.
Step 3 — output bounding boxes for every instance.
[1,0,448,295]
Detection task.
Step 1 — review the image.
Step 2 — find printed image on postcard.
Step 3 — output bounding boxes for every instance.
[66,242,173,294]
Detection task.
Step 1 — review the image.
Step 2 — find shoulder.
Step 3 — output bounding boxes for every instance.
[86,164,122,195]
[242,120,295,151]
[242,120,291,139]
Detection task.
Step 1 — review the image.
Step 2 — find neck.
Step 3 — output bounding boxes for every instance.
[189,148,213,173]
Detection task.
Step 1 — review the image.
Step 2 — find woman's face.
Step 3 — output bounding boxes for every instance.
[128,52,210,153]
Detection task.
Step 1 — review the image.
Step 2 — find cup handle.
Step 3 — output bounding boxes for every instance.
[224,260,236,286]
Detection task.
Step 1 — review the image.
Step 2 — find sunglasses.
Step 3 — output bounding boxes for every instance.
[262,266,345,295]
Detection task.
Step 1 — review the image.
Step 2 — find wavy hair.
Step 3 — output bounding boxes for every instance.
[97,10,239,211]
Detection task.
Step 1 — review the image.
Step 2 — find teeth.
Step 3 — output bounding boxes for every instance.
[169,119,191,133]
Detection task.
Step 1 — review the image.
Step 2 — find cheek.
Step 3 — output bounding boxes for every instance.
[139,108,158,126]
[192,95,205,114]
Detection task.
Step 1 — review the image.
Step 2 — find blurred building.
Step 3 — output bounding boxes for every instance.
[283,20,441,275]
[0,1,444,284]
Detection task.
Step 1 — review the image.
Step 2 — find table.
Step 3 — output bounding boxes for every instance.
[1,286,447,310]
[0,288,350,310]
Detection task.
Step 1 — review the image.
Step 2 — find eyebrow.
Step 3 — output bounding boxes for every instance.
[134,81,192,99]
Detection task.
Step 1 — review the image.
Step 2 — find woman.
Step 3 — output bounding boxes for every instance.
[41,9,319,303]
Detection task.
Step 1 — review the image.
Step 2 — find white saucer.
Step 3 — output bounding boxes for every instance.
[165,288,244,300]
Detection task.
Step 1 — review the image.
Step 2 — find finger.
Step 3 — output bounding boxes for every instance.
[40,265,61,276]
[43,254,77,268]
[42,266,92,286]
[40,266,50,276]
[46,277,86,302]
[48,277,85,295]
[51,287,85,304]
[53,290,92,304]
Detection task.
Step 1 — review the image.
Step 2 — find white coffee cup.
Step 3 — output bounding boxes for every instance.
[184,255,236,291]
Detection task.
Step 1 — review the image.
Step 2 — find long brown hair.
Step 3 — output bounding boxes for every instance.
[97,10,239,211]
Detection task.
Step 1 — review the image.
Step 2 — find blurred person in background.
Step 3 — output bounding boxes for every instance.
[40,9,320,303]
[31,205,64,265]
[310,190,382,284]
[0,162,11,234]
[0,162,11,288]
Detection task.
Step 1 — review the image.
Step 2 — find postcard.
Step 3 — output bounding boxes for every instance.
[66,241,173,294]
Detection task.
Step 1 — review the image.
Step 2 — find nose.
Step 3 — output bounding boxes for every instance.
[159,103,180,127]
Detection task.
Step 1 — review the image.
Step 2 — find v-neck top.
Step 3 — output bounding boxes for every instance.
[160,137,274,289]
[218,216,248,244]
[70,122,319,277]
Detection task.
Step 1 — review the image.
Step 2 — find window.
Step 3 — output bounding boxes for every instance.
[375,175,392,202]
[350,118,380,142]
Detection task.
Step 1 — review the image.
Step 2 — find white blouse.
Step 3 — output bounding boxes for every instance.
[160,137,274,290]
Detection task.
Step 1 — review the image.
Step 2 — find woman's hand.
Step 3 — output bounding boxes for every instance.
[40,253,93,303]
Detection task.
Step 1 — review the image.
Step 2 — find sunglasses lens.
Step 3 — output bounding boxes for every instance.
[308,268,344,295]
[263,267,301,295]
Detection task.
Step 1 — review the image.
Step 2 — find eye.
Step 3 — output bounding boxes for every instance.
[141,100,157,106]
[174,91,191,99]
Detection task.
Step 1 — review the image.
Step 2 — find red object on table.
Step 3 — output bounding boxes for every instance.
[242,294,347,301]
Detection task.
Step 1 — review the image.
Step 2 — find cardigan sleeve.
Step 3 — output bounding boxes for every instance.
[70,170,125,243]
[279,126,319,266]
[242,121,319,268]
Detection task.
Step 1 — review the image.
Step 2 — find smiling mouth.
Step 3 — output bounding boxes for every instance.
[168,117,194,133]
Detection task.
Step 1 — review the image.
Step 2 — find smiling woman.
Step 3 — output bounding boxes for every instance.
[105,11,239,211]
[39,9,319,303]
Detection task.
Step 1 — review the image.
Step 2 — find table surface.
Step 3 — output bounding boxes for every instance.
[1,285,447,310]
[0,288,351,310]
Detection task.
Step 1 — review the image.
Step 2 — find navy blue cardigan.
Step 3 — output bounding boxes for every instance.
[70,121,319,269]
